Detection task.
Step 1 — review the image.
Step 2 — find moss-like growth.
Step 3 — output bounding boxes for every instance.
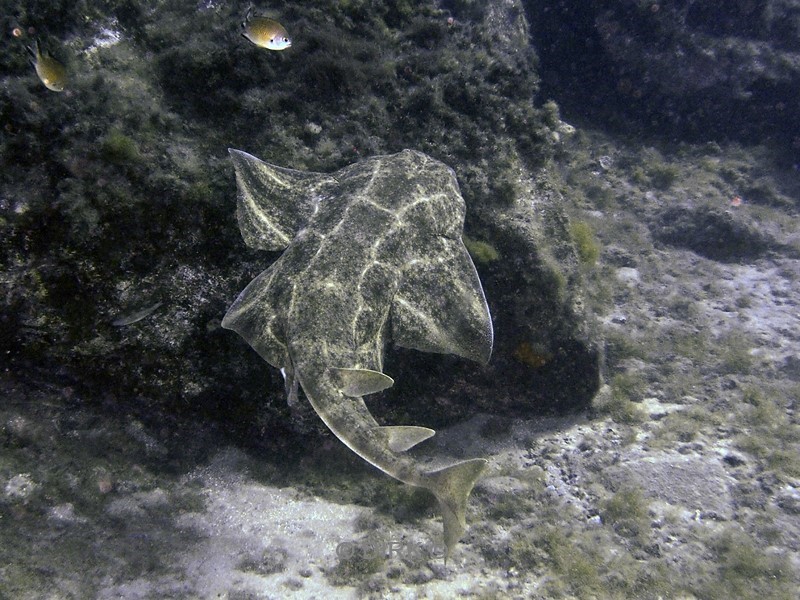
[671,329,709,361]
[738,436,800,477]
[741,386,780,427]
[647,164,680,190]
[329,536,387,585]
[601,487,649,541]
[100,130,140,165]
[595,374,647,424]
[185,181,213,204]
[604,330,650,362]
[735,385,800,478]
[482,500,677,597]
[585,183,615,209]
[698,530,794,599]
[487,492,537,520]
[611,372,646,403]
[631,166,649,185]
[649,406,719,448]
[570,220,600,267]
[463,235,500,263]
[238,545,289,575]
[505,529,547,570]
[513,341,554,368]
[666,294,698,320]
[719,331,753,374]
[371,480,436,522]
[507,527,604,597]
[494,173,520,204]
[541,99,561,129]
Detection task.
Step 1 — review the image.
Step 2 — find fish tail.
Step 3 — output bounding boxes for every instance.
[422,458,487,561]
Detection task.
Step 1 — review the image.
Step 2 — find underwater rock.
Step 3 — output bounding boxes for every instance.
[603,453,735,521]
[527,0,800,157]
[0,0,596,445]
[651,205,775,262]
[456,168,601,416]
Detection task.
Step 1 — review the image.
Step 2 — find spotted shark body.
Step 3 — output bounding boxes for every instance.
[222,148,493,557]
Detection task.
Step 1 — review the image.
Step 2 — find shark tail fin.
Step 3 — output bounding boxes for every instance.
[423,458,488,561]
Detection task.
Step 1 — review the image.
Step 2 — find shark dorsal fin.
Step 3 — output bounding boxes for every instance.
[378,425,435,452]
[228,149,335,250]
[328,368,394,396]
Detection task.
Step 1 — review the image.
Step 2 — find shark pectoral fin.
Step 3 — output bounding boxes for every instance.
[392,238,493,365]
[423,458,488,560]
[328,368,394,396]
[221,266,288,369]
[229,148,335,251]
[379,425,435,452]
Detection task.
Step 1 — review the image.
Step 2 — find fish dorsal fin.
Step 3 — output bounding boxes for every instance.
[378,425,435,452]
[328,368,394,396]
[229,149,335,250]
[392,238,493,364]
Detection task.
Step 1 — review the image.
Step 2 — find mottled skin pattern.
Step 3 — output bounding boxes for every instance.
[223,149,493,556]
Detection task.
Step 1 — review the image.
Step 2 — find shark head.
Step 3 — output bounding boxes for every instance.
[224,148,493,367]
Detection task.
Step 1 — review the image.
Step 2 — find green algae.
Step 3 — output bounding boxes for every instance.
[735,384,800,478]
[718,331,754,374]
[647,163,680,190]
[100,129,140,165]
[496,523,675,599]
[601,486,649,541]
[329,536,388,585]
[699,529,795,600]
[463,235,500,263]
[649,406,720,448]
[570,220,600,267]
[593,374,647,424]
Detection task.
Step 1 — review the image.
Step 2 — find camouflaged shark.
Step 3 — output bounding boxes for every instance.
[222,148,494,557]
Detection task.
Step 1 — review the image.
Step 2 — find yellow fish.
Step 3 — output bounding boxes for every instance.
[26,40,67,92]
[241,9,291,51]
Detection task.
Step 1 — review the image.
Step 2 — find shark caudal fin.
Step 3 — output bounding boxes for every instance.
[423,458,488,560]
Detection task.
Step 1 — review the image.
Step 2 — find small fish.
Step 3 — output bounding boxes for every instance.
[241,8,291,50]
[26,39,67,92]
[112,301,163,327]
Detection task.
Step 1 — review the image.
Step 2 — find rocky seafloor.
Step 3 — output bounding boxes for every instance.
[2,1,800,598]
[4,129,799,599]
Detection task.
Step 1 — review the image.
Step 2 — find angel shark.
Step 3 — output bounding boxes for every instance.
[222,148,494,558]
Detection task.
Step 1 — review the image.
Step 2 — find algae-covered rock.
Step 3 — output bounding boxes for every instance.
[651,205,782,262]
[527,0,800,161]
[465,168,600,416]
[0,0,598,442]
